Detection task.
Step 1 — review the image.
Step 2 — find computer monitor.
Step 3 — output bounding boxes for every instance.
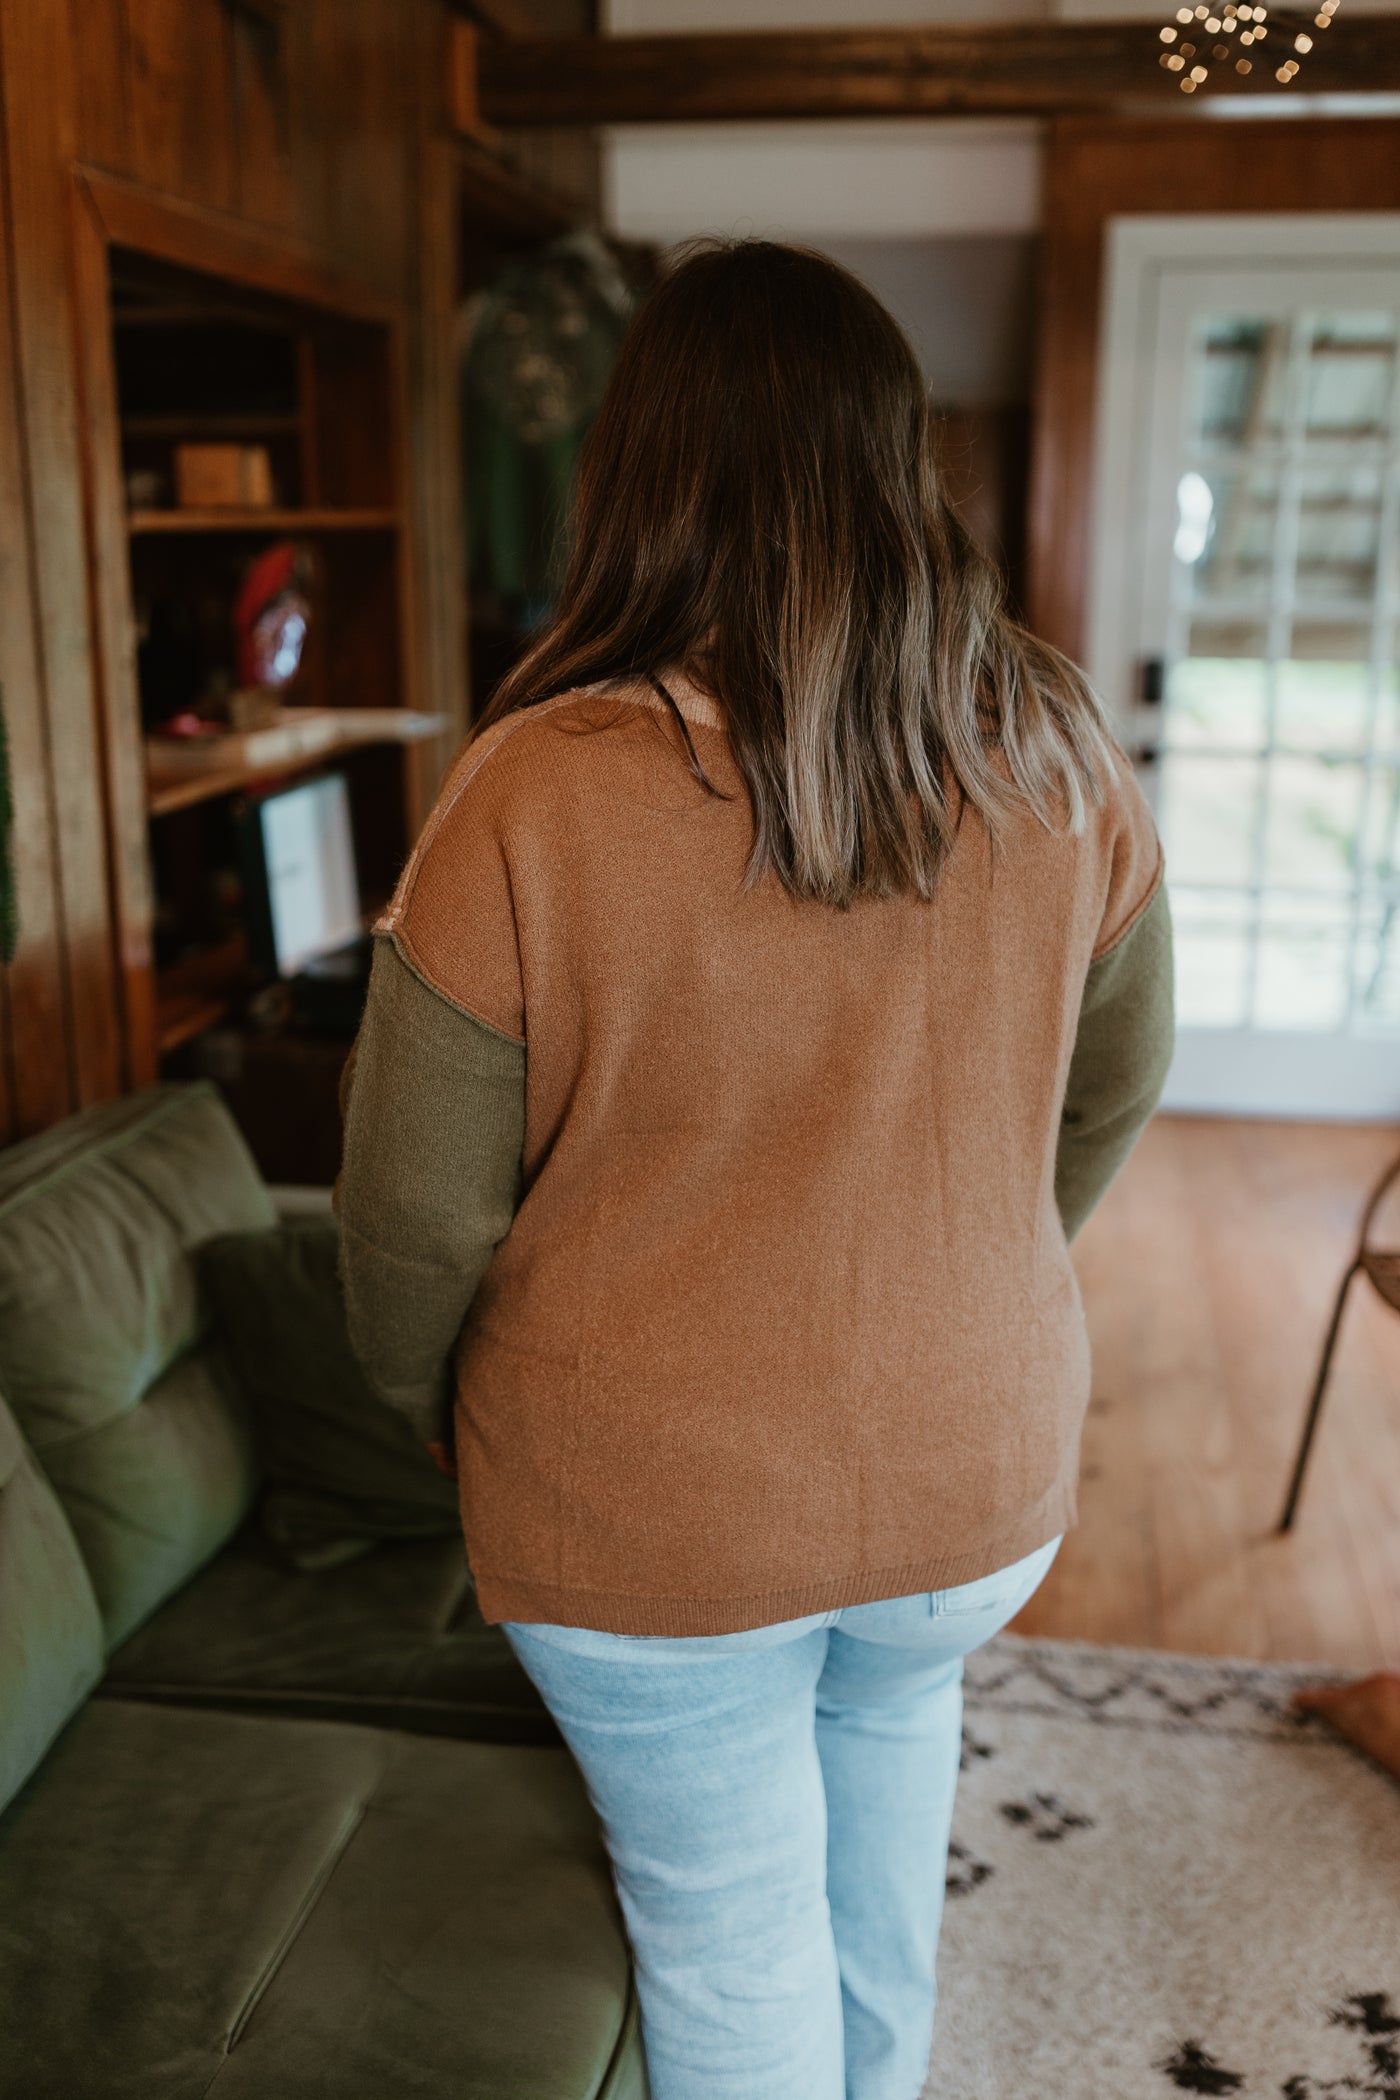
[246,771,362,979]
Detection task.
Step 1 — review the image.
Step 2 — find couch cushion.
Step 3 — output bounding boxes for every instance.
[103,1527,556,1745]
[198,1218,459,1570]
[0,1393,104,1814]
[0,1084,275,1646]
[0,1698,643,2100]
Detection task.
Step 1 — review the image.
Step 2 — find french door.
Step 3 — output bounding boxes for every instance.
[1088,216,1400,1118]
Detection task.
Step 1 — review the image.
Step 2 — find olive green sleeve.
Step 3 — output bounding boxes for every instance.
[335,933,526,1445]
[1056,883,1175,1242]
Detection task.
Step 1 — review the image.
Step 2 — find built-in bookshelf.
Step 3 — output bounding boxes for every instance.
[109,251,435,1062]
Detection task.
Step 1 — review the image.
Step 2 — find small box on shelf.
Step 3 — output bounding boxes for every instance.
[173,442,275,509]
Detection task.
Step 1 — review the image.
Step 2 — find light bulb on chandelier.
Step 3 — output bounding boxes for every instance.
[1153,0,1337,91]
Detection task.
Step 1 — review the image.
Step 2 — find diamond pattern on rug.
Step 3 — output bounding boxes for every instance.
[929,1636,1400,2099]
[998,1792,1096,1843]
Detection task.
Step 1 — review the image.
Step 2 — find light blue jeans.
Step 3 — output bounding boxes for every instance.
[503,1535,1059,2100]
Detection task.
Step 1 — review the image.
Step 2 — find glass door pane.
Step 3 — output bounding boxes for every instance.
[1154,291,1400,1090]
[1089,222,1400,1115]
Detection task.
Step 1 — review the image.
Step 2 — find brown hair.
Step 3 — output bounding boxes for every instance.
[477,238,1113,906]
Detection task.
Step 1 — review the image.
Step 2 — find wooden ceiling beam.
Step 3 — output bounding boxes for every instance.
[459,18,1400,126]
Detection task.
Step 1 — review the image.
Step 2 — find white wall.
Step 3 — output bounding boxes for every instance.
[603,119,1041,244]
[817,235,1036,403]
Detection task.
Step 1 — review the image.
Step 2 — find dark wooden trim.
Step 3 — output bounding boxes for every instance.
[0,1,122,1114]
[75,164,398,322]
[445,0,546,42]
[0,10,71,1135]
[456,136,577,244]
[468,18,1400,126]
[69,174,156,1087]
[447,18,487,141]
[407,129,470,767]
[1026,117,1400,659]
[387,312,427,774]
[221,0,291,28]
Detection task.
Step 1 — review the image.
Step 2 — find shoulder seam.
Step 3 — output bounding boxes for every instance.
[380,691,589,935]
[378,928,527,1049]
[1089,849,1166,965]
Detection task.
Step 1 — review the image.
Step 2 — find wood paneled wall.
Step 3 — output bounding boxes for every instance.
[457,0,601,218]
[64,0,419,295]
[1,2,127,1130]
[1027,116,1400,662]
[0,0,596,1145]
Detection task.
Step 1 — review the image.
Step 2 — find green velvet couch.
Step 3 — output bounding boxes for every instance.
[0,1083,645,2099]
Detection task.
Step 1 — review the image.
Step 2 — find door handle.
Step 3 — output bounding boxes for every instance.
[1130,657,1165,765]
[1137,656,1166,707]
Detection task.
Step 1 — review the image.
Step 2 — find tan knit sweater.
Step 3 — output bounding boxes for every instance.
[339,675,1169,1634]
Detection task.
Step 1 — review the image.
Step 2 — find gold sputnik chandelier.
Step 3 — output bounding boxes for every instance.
[1157,0,1339,91]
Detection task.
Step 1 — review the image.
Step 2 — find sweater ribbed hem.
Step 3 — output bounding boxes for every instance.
[471,1489,1076,1634]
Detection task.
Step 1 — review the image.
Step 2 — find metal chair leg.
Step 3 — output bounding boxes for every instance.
[1278,1259,1363,1533]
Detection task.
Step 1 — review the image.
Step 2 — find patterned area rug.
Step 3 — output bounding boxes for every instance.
[930,1636,1400,2099]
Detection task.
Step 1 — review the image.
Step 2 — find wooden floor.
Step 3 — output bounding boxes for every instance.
[1012,1115,1400,1672]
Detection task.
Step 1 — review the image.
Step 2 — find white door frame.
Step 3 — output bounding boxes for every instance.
[1087,212,1400,1121]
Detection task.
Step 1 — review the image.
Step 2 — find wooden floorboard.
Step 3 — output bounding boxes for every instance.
[1011,1114,1400,1672]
